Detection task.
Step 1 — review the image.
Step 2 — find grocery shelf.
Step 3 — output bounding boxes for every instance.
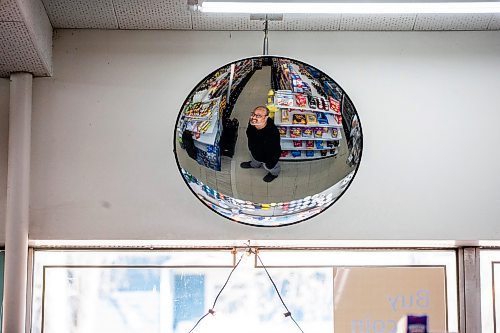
[277,104,341,115]
[281,141,337,151]
[280,133,342,141]
[274,110,342,128]
[280,150,338,160]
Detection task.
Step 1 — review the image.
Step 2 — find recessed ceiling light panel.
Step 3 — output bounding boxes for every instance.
[195,0,500,14]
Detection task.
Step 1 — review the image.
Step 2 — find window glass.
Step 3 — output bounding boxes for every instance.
[31,250,233,333]
[173,274,205,330]
[258,249,458,333]
[480,250,500,332]
[334,267,446,333]
[31,249,457,333]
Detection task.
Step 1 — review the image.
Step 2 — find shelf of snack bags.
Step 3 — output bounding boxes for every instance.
[181,97,221,147]
[274,89,342,115]
[279,126,342,141]
[273,59,344,115]
[265,87,343,161]
[292,62,344,102]
[275,59,313,95]
[323,80,344,102]
[190,67,231,104]
[280,149,338,160]
[273,59,294,91]
[281,140,339,151]
[206,68,231,99]
[275,111,341,160]
[182,70,230,161]
[274,108,343,129]
[229,59,254,94]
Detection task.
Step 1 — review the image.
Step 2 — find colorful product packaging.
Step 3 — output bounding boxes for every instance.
[306,140,314,149]
[407,315,428,333]
[290,127,302,138]
[275,91,294,107]
[281,109,290,123]
[306,113,318,125]
[329,96,341,113]
[302,128,313,137]
[334,114,343,125]
[293,140,303,148]
[292,113,307,125]
[302,82,311,94]
[314,128,323,138]
[305,150,315,157]
[315,112,328,124]
[320,98,329,111]
[278,126,287,137]
[295,94,307,107]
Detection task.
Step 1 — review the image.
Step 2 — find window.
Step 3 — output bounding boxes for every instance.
[31,249,458,333]
[173,274,205,330]
[480,250,500,332]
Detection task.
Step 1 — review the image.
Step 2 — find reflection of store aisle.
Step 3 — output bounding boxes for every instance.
[177,60,358,209]
[231,65,355,203]
[232,67,271,155]
[231,66,272,202]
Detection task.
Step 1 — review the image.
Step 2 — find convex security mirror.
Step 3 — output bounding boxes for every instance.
[174,56,362,227]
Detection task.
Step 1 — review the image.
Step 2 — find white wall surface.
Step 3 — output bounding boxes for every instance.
[30,29,500,241]
[0,79,8,243]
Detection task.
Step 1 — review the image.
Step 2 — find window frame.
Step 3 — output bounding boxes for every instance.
[29,247,460,333]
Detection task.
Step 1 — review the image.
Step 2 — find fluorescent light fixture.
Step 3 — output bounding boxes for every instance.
[198,1,500,14]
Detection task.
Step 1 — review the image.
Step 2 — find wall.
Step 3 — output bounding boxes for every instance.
[0,79,9,243]
[30,29,500,241]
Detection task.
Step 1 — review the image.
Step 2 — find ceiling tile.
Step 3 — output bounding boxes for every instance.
[270,14,341,31]
[114,0,191,29]
[41,0,117,29]
[340,14,415,30]
[414,14,492,30]
[0,0,23,22]
[0,22,49,77]
[488,14,500,30]
[192,12,263,30]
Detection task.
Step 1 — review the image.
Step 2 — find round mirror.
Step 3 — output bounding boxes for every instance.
[174,56,362,227]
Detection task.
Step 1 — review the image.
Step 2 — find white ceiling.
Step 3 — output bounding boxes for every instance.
[0,0,499,77]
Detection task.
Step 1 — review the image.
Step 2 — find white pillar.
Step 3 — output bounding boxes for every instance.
[3,73,32,333]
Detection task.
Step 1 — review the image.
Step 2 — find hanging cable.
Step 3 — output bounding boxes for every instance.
[187,251,245,333]
[187,246,306,333]
[255,251,305,333]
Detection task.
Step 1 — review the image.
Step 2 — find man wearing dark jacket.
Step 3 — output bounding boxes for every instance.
[240,106,282,182]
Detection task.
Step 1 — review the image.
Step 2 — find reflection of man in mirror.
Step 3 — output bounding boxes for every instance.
[240,106,282,182]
